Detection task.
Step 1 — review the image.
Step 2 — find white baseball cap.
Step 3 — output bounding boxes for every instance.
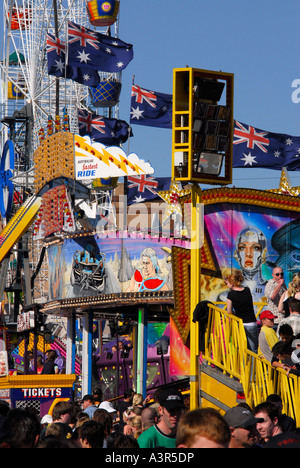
[99,401,117,413]
[41,414,53,425]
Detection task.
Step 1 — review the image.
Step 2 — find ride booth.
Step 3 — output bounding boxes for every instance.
[0,374,76,417]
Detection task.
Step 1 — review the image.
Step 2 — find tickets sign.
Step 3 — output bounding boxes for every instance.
[12,386,73,401]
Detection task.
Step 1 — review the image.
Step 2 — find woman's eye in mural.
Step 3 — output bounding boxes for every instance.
[238,242,262,255]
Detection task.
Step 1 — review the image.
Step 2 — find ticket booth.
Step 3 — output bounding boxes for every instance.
[0,374,76,417]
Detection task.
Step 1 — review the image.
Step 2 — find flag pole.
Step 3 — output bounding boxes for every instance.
[123,75,135,232]
[123,76,135,232]
[127,74,135,155]
[53,0,60,127]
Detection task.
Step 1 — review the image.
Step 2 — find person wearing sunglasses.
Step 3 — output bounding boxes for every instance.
[265,267,287,327]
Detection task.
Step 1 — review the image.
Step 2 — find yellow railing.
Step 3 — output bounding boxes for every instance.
[203,302,300,425]
[203,303,247,380]
[243,350,300,424]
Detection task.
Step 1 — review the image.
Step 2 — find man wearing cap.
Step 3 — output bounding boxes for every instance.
[99,401,117,414]
[98,400,118,425]
[137,388,185,448]
[224,406,263,448]
[81,395,99,418]
[258,310,279,362]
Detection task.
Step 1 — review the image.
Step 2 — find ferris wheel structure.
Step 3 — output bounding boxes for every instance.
[0,0,122,304]
[1,0,121,162]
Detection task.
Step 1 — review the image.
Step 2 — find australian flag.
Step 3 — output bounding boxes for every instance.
[78,109,132,146]
[130,84,172,129]
[127,175,171,205]
[47,34,100,87]
[67,21,133,73]
[233,120,300,171]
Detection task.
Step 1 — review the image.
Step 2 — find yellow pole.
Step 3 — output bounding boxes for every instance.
[189,183,201,410]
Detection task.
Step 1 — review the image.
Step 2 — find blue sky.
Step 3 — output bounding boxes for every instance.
[1,0,300,191]
[116,0,300,190]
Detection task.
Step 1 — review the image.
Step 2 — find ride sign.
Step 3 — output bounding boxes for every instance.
[74,135,154,179]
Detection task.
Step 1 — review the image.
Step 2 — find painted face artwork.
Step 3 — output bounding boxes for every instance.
[235,226,267,279]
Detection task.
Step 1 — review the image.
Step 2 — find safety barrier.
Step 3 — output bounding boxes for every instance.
[203,303,247,380]
[203,302,300,425]
[243,350,300,425]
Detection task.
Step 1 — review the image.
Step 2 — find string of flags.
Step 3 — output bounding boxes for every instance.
[45,18,300,171]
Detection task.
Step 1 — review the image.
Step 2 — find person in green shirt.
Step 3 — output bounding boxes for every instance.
[137,388,185,448]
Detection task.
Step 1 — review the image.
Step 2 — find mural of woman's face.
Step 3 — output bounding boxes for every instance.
[237,241,263,270]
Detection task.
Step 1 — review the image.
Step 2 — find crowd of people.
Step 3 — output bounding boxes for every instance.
[0,385,299,448]
[224,267,300,376]
[1,266,299,448]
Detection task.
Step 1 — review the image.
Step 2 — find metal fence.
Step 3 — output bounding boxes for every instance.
[203,302,300,425]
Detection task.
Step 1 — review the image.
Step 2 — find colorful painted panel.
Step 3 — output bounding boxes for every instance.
[203,202,300,303]
[48,234,189,300]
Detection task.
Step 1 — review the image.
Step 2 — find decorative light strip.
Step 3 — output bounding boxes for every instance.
[180,186,300,211]
[202,187,300,210]
[170,246,191,343]
[40,291,174,313]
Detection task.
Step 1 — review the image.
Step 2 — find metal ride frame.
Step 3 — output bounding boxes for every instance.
[0,0,120,304]
[0,0,94,305]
